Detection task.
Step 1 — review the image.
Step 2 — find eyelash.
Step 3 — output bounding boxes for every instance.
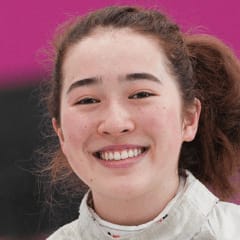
[75,91,155,105]
[129,91,156,99]
[75,97,100,105]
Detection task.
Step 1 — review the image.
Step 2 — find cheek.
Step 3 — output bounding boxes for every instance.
[61,112,92,148]
[141,105,183,141]
[141,105,180,126]
[60,112,96,183]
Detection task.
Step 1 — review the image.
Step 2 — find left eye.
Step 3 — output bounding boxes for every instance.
[75,97,100,105]
[129,91,155,99]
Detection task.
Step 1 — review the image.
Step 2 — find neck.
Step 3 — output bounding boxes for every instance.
[91,177,180,226]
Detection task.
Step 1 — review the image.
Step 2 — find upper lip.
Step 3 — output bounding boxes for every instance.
[94,144,148,153]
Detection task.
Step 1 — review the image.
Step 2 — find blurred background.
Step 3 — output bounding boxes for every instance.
[1,0,239,239]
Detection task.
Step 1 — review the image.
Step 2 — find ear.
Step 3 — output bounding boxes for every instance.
[52,118,65,145]
[182,98,201,142]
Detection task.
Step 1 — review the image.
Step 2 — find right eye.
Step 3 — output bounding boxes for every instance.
[75,97,100,105]
[129,91,156,99]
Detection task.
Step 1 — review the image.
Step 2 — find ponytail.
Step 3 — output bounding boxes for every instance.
[180,34,240,199]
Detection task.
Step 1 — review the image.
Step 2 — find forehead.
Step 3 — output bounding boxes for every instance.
[62,28,171,85]
[67,27,162,53]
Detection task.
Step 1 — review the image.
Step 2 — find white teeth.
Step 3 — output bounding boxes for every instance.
[98,148,145,161]
[104,152,109,160]
[121,150,128,159]
[128,149,134,158]
[134,149,138,156]
[114,152,121,160]
[108,152,114,160]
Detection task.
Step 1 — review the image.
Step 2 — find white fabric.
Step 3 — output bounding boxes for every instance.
[47,171,240,240]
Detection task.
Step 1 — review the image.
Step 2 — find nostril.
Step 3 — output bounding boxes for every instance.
[102,129,129,135]
[103,131,110,135]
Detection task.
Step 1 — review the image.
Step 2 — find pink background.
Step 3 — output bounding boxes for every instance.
[0,0,239,86]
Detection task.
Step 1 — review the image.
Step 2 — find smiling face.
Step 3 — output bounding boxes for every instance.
[53,28,200,202]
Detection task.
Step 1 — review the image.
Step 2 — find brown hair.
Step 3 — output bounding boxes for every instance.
[44,6,240,200]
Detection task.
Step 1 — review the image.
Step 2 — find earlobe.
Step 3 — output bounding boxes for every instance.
[182,98,201,142]
[52,118,65,143]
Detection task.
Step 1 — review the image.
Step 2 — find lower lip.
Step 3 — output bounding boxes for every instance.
[96,150,148,169]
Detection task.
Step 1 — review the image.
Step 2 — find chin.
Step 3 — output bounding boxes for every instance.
[100,181,149,200]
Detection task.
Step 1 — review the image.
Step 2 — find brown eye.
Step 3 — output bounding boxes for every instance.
[75,97,100,105]
[129,91,155,99]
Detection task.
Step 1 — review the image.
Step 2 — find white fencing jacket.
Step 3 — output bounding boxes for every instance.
[47,171,240,239]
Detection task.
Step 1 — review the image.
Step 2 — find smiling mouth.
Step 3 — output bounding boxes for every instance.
[93,147,149,161]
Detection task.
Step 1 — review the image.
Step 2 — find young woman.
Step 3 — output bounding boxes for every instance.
[45,6,240,239]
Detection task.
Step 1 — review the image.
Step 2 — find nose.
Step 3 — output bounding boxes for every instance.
[97,102,135,137]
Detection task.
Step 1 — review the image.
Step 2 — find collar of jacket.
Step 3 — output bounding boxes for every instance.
[76,171,219,240]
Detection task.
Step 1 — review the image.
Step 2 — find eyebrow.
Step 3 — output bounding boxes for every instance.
[67,77,102,94]
[125,73,162,84]
[66,72,161,94]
